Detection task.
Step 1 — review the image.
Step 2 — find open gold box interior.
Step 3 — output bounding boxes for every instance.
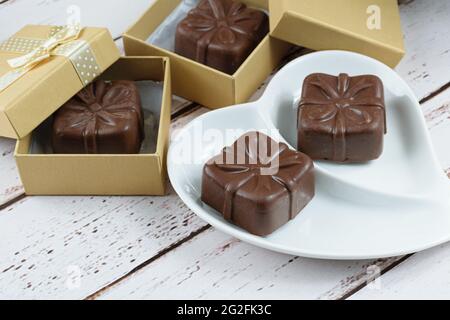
[123,0,291,109]
[15,57,172,196]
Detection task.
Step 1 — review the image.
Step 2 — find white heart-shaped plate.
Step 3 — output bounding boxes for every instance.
[168,51,450,260]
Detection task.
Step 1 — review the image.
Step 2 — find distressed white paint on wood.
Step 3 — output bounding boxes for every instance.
[0,189,207,299]
[422,89,450,171]
[98,228,399,300]
[396,0,450,99]
[349,243,450,300]
[171,97,191,115]
[0,0,155,41]
[0,138,24,206]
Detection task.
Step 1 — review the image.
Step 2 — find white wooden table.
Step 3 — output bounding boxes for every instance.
[1,0,450,300]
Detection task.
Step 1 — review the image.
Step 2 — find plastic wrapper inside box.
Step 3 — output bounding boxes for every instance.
[147,0,269,53]
[30,80,161,155]
[148,0,199,51]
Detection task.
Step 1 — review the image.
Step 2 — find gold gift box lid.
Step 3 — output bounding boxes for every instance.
[269,0,405,67]
[0,25,120,139]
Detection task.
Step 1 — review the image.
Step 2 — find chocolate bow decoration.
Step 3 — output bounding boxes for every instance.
[0,24,82,92]
[186,0,264,63]
[213,134,305,221]
[59,81,143,153]
[299,73,386,161]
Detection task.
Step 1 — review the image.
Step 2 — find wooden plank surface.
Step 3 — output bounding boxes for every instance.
[396,0,450,101]
[350,242,450,300]
[0,190,206,299]
[0,0,449,300]
[97,229,403,300]
[0,138,24,208]
[423,89,450,170]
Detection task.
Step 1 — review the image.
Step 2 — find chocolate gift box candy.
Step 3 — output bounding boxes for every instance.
[298,73,386,162]
[175,0,269,75]
[52,80,144,154]
[202,132,315,236]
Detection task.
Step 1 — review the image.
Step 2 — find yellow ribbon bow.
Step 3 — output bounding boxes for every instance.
[0,24,82,92]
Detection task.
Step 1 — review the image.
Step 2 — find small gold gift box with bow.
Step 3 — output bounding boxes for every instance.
[0,25,119,139]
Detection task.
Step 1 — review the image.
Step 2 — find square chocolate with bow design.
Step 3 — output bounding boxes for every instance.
[298,73,386,162]
[175,0,269,75]
[52,80,144,154]
[202,132,315,236]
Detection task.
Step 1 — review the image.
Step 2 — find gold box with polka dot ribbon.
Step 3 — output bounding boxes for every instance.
[0,25,120,139]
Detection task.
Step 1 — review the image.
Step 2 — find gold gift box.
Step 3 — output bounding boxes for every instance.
[123,0,291,109]
[269,0,405,67]
[0,25,120,139]
[0,25,171,195]
[15,56,172,196]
